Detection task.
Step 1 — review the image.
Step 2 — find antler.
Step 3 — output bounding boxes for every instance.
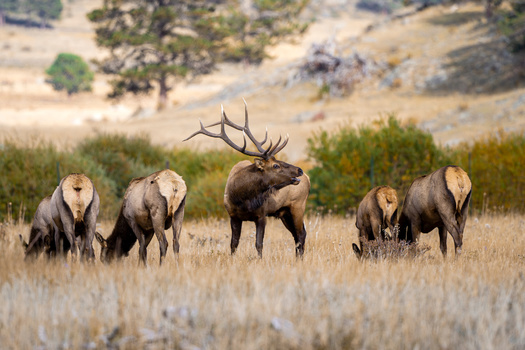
[183,99,289,159]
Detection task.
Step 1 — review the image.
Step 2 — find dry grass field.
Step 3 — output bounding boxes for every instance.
[1,214,524,349]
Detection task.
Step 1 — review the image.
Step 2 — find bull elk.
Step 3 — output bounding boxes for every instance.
[95,169,187,265]
[352,186,398,259]
[50,173,100,261]
[184,100,310,258]
[398,165,472,257]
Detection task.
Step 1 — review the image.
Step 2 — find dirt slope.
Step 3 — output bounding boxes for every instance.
[0,1,524,162]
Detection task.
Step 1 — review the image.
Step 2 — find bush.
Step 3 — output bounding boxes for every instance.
[76,133,167,200]
[307,116,453,214]
[0,139,117,222]
[452,131,525,213]
[168,149,248,218]
[497,1,525,53]
[45,53,94,96]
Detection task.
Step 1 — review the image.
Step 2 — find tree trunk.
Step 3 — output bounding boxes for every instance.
[158,77,169,110]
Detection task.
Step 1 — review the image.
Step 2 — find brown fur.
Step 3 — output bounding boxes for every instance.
[95,169,187,265]
[353,186,398,259]
[224,158,310,257]
[50,173,100,261]
[398,165,472,257]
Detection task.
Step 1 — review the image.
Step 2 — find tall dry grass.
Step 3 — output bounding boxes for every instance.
[1,214,524,349]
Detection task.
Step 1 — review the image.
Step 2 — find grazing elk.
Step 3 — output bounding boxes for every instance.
[352,186,398,259]
[21,195,55,260]
[398,165,472,257]
[50,173,100,261]
[184,100,310,258]
[95,169,187,265]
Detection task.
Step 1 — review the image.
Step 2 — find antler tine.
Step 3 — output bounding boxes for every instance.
[241,98,268,153]
[183,119,210,142]
[267,133,290,158]
[184,104,266,158]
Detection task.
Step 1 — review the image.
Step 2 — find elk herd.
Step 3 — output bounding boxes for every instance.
[20,100,472,265]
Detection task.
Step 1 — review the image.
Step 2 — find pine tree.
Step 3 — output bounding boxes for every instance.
[87,0,233,110]
[0,0,19,26]
[28,0,63,28]
[88,0,310,109]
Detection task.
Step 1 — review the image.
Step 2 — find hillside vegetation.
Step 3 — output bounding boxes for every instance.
[1,120,524,224]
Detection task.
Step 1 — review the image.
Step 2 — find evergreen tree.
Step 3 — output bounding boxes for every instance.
[27,0,63,28]
[88,0,310,109]
[0,0,19,26]
[87,0,233,110]
[45,53,94,96]
[224,0,310,64]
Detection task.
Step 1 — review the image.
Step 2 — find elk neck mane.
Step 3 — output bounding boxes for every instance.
[228,164,279,212]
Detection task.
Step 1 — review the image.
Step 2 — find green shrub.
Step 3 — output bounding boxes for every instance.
[452,131,525,213]
[497,1,525,53]
[306,116,453,214]
[45,53,94,96]
[168,148,248,218]
[75,133,167,201]
[0,139,117,222]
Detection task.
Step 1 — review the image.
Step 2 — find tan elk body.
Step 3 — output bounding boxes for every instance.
[21,196,55,260]
[50,173,100,261]
[398,165,472,257]
[96,169,186,265]
[352,186,398,259]
[185,101,310,257]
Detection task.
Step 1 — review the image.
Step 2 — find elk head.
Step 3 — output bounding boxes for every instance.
[184,99,303,189]
[95,231,122,264]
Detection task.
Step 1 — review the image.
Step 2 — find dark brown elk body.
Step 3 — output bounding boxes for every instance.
[50,173,100,261]
[184,101,310,257]
[95,169,186,265]
[398,165,472,257]
[352,186,398,259]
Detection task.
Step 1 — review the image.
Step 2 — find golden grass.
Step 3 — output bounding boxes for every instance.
[1,214,525,349]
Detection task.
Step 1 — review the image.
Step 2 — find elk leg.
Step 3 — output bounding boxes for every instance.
[83,218,98,263]
[151,216,168,265]
[171,200,185,255]
[280,212,299,253]
[62,224,78,260]
[410,223,421,243]
[442,216,463,257]
[280,211,306,257]
[255,217,267,258]
[370,217,383,241]
[230,217,243,255]
[129,221,148,265]
[154,228,168,266]
[438,226,448,258]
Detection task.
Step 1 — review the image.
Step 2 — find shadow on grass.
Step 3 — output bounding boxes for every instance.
[426,11,484,26]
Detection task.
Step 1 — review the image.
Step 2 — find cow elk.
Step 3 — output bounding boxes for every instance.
[184,100,310,258]
[50,173,100,261]
[398,165,472,257]
[95,169,187,265]
[21,195,55,260]
[352,186,398,259]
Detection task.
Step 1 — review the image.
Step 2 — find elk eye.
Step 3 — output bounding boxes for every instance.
[273,164,280,169]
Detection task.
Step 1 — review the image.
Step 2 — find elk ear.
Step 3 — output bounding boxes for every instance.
[95,231,107,248]
[18,234,28,249]
[254,158,265,171]
[352,243,362,260]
